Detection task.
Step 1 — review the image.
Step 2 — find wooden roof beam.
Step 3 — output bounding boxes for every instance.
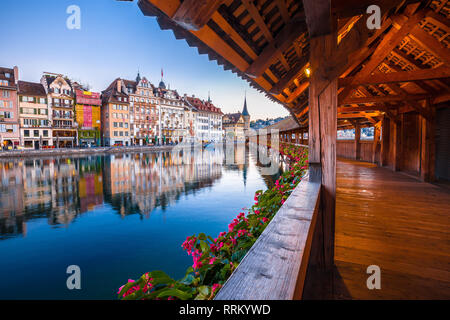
[408,26,450,65]
[172,0,225,31]
[242,0,274,41]
[338,105,388,113]
[269,57,309,94]
[339,66,450,86]
[286,81,310,104]
[275,0,290,23]
[341,93,431,105]
[338,8,427,102]
[245,14,307,78]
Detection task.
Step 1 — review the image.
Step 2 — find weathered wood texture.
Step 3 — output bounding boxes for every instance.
[309,34,338,272]
[215,173,321,300]
[337,140,374,163]
[334,159,450,299]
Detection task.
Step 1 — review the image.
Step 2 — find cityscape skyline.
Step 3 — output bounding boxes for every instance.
[0,0,289,120]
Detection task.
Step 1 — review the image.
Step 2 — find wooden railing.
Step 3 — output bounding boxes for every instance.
[215,171,321,300]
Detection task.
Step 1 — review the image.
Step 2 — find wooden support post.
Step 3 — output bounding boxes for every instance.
[372,122,381,164]
[381,116,390,167]
[420,100,436,182]
[354,122,361,160]
[393,115,403,171]
[308,34,337,274]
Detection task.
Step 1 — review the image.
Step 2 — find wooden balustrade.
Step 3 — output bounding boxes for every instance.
[215,171,321,300]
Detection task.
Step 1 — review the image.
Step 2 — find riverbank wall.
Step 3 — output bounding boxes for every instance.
[0,145,175,159]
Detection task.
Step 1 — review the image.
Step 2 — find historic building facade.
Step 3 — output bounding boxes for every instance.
[41,73,76,148]
[101,79,131,146]
[155,80,185,144]
[0,66,20,149]
[74,88,102,147]
[222,97,250,141]
[17,81,52,149]
[184,95,223,142]
[124,73,158,146]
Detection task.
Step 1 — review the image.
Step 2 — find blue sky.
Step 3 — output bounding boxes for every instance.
[0,0,288,119]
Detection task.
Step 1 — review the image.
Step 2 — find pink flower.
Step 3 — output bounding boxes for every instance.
[212,283,222,294]
[261,217,269,223]
[237,229,248,237]
[209,257,216,265]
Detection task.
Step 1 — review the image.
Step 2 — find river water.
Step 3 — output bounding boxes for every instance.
[0,145,285,299]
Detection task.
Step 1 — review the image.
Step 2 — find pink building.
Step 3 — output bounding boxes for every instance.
[0,66,20,149]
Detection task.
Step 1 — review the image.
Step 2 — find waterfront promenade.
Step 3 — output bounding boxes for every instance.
[0,145,175,158]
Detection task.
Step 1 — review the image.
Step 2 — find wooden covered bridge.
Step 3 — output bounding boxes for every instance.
[130,0,450,299]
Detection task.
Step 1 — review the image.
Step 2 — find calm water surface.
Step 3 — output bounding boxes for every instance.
[0,145,284,299]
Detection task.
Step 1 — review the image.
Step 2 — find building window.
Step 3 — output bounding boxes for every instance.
[43,130,48,137]
[34,130,39,137]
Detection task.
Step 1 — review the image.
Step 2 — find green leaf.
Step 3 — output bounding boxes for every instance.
[157,288,192,300]
[231,249,248,263]
[180,274,195,285]
[198,285,210,296]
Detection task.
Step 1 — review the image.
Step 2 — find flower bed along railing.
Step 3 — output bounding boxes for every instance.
[117,143,308,300]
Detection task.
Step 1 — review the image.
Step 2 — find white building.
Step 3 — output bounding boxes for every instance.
[183,94,223,143]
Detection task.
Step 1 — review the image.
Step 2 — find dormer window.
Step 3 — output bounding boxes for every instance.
[5,73,10,78]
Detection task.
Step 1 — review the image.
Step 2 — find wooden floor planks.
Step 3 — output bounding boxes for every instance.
[334,159,450,299]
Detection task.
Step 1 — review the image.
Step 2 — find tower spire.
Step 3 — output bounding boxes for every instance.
[242,92,249,116]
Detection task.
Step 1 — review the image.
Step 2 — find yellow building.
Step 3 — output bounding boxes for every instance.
[74,89,101,146]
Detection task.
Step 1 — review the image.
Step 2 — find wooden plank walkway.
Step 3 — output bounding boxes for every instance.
[334,159,450,299]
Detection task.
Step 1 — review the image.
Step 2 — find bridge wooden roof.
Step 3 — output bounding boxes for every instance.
[135,0,449,129]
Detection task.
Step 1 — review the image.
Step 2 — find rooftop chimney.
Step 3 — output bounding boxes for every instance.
[13,66,19,84]
[117,79,122,93]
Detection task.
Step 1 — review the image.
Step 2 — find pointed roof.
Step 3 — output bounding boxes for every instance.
[136,71,141,84]
[242,96,249,116]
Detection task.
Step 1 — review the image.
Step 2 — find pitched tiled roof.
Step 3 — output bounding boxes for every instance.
[223,112,243,124]
[102,78,129,104]
[42,75,72,89]
[186,96,223,114]
[17,81,46,96]
[0,67,16,88]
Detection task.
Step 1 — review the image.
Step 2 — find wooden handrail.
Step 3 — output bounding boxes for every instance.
[215,171,321,300]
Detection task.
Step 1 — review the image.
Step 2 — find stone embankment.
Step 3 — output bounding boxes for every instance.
[0,145,176,159]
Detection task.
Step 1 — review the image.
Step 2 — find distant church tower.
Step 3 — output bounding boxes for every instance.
[242,95,250,135]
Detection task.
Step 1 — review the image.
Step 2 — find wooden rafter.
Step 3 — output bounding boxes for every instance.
[339,65,450,86]
[339,8,427,102]
[341,93,431,105]
[245,14,307,78]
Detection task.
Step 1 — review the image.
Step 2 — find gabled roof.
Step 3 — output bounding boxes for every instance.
[42,74,72,90]
[186,96,223,114]
[0,67,16,89]
[223,112,243,124]
[102,78,129,104]
[17,81,46,97]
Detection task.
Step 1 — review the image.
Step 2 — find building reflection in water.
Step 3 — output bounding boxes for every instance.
[0,145,284,240]
[0,145,269,238]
